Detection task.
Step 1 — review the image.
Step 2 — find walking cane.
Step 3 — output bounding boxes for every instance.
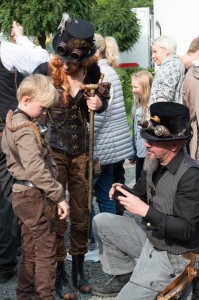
[81,73,104,243]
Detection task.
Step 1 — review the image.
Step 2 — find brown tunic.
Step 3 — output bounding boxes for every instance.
[2,111,65,204]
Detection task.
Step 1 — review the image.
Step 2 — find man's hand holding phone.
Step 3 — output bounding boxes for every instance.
[110,183,149,217]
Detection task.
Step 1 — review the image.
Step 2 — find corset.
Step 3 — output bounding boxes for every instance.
[47,89,89,155]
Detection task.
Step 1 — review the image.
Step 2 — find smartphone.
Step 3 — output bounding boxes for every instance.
[112,184,133,200]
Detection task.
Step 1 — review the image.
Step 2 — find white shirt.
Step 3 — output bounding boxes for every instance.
[0,36,50,76]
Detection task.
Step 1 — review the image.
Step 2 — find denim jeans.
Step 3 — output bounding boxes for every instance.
[93,213,192,300]
[94,164,116,214]
[90,164,116,245]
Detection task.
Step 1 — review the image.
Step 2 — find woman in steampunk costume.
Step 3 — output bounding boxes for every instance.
[34,16,110,300]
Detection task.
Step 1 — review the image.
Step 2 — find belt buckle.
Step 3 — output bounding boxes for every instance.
[23,180,34,187]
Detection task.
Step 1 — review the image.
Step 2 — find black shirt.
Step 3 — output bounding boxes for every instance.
[132,151,199,243]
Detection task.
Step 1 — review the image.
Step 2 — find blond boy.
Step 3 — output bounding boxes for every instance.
[2,74,69,300]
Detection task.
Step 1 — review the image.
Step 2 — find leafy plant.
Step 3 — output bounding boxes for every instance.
[90,0,140,52]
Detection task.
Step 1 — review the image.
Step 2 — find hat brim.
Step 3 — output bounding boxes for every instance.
[140,128,190,141]
[52,31,96,63]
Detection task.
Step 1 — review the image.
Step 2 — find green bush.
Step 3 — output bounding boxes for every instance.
[115,67,139,127]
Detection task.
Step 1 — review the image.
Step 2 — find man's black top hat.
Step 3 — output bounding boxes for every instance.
[52,18,96,63]
[140,102,191,141]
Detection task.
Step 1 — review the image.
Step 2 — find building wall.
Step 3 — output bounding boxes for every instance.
[154,0,199,55]
[119,7,153,69]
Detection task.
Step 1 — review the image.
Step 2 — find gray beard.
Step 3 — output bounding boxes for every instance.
[143,155,159,174]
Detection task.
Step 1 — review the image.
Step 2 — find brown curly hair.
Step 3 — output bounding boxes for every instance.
[49,55,97,106]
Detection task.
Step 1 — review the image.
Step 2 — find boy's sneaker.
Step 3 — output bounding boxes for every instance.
[66,248,100,263]
[85,248,100,262]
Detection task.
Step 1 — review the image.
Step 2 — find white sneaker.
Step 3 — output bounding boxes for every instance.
[66,253,72,261]
[66,248,100,263]
[85,248,100,262]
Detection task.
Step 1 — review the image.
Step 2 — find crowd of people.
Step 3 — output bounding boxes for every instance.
[0,13,199,300]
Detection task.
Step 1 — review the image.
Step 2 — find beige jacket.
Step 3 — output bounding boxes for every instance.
[2,111,65,204]
[183,59,199,162]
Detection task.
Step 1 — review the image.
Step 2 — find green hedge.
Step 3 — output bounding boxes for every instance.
[115,67,154,127]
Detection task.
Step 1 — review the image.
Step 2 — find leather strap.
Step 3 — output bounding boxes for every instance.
[156,252,198,299]
[14,179,35,187]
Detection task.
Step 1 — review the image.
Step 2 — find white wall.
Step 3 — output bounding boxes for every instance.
[154,0,199,55]
[119,7,152,69]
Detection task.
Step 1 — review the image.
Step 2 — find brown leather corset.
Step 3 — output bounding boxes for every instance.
[47,90,89,155]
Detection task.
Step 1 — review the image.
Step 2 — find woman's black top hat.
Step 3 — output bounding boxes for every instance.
[140,102,191,141]
[52,18,96,63]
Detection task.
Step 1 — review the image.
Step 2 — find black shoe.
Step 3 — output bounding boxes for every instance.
[92,273,131,297]
[0,269,16,284]
[56,261,77,300]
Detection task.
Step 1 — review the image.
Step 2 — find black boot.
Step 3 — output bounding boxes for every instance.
[72,255,92,294]
[56,261,77,300]
[92,273,132,297]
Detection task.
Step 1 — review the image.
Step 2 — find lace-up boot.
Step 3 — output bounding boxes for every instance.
[56,261,77,300]
[72,255,92,294]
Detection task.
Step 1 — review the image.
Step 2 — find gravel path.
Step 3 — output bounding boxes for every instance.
[0,161,135,300]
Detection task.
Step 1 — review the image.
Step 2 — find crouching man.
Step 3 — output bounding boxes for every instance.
[92,102,199,300]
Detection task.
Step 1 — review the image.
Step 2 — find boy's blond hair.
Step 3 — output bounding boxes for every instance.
[17,74,58,107]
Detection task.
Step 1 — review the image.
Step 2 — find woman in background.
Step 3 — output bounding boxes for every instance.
[85,34,133,258]
[130,70,153,182]
[149,35,184,104]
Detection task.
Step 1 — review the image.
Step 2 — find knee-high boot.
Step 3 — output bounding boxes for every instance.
[72,255,92,294]
[56,261,77,300]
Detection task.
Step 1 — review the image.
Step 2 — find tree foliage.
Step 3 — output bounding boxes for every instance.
[0,0,141,51]
[0,0,94,47]
[131,0,153,9]
[90,0,140,52]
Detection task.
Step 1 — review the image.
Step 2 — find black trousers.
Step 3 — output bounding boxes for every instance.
[0,137,20,276]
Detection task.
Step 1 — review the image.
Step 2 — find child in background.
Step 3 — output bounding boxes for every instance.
[130,70,153,182]
[2,74,69,300]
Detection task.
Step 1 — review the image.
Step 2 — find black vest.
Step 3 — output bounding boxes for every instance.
[146,153,199,254]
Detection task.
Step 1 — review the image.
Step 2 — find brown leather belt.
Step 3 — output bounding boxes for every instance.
[14,179,35,188]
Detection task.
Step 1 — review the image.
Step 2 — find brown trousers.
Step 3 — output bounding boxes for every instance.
[12,188,56,300]
[52,151,89,260]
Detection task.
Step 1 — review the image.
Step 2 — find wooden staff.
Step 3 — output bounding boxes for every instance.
[81,73,104,243]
